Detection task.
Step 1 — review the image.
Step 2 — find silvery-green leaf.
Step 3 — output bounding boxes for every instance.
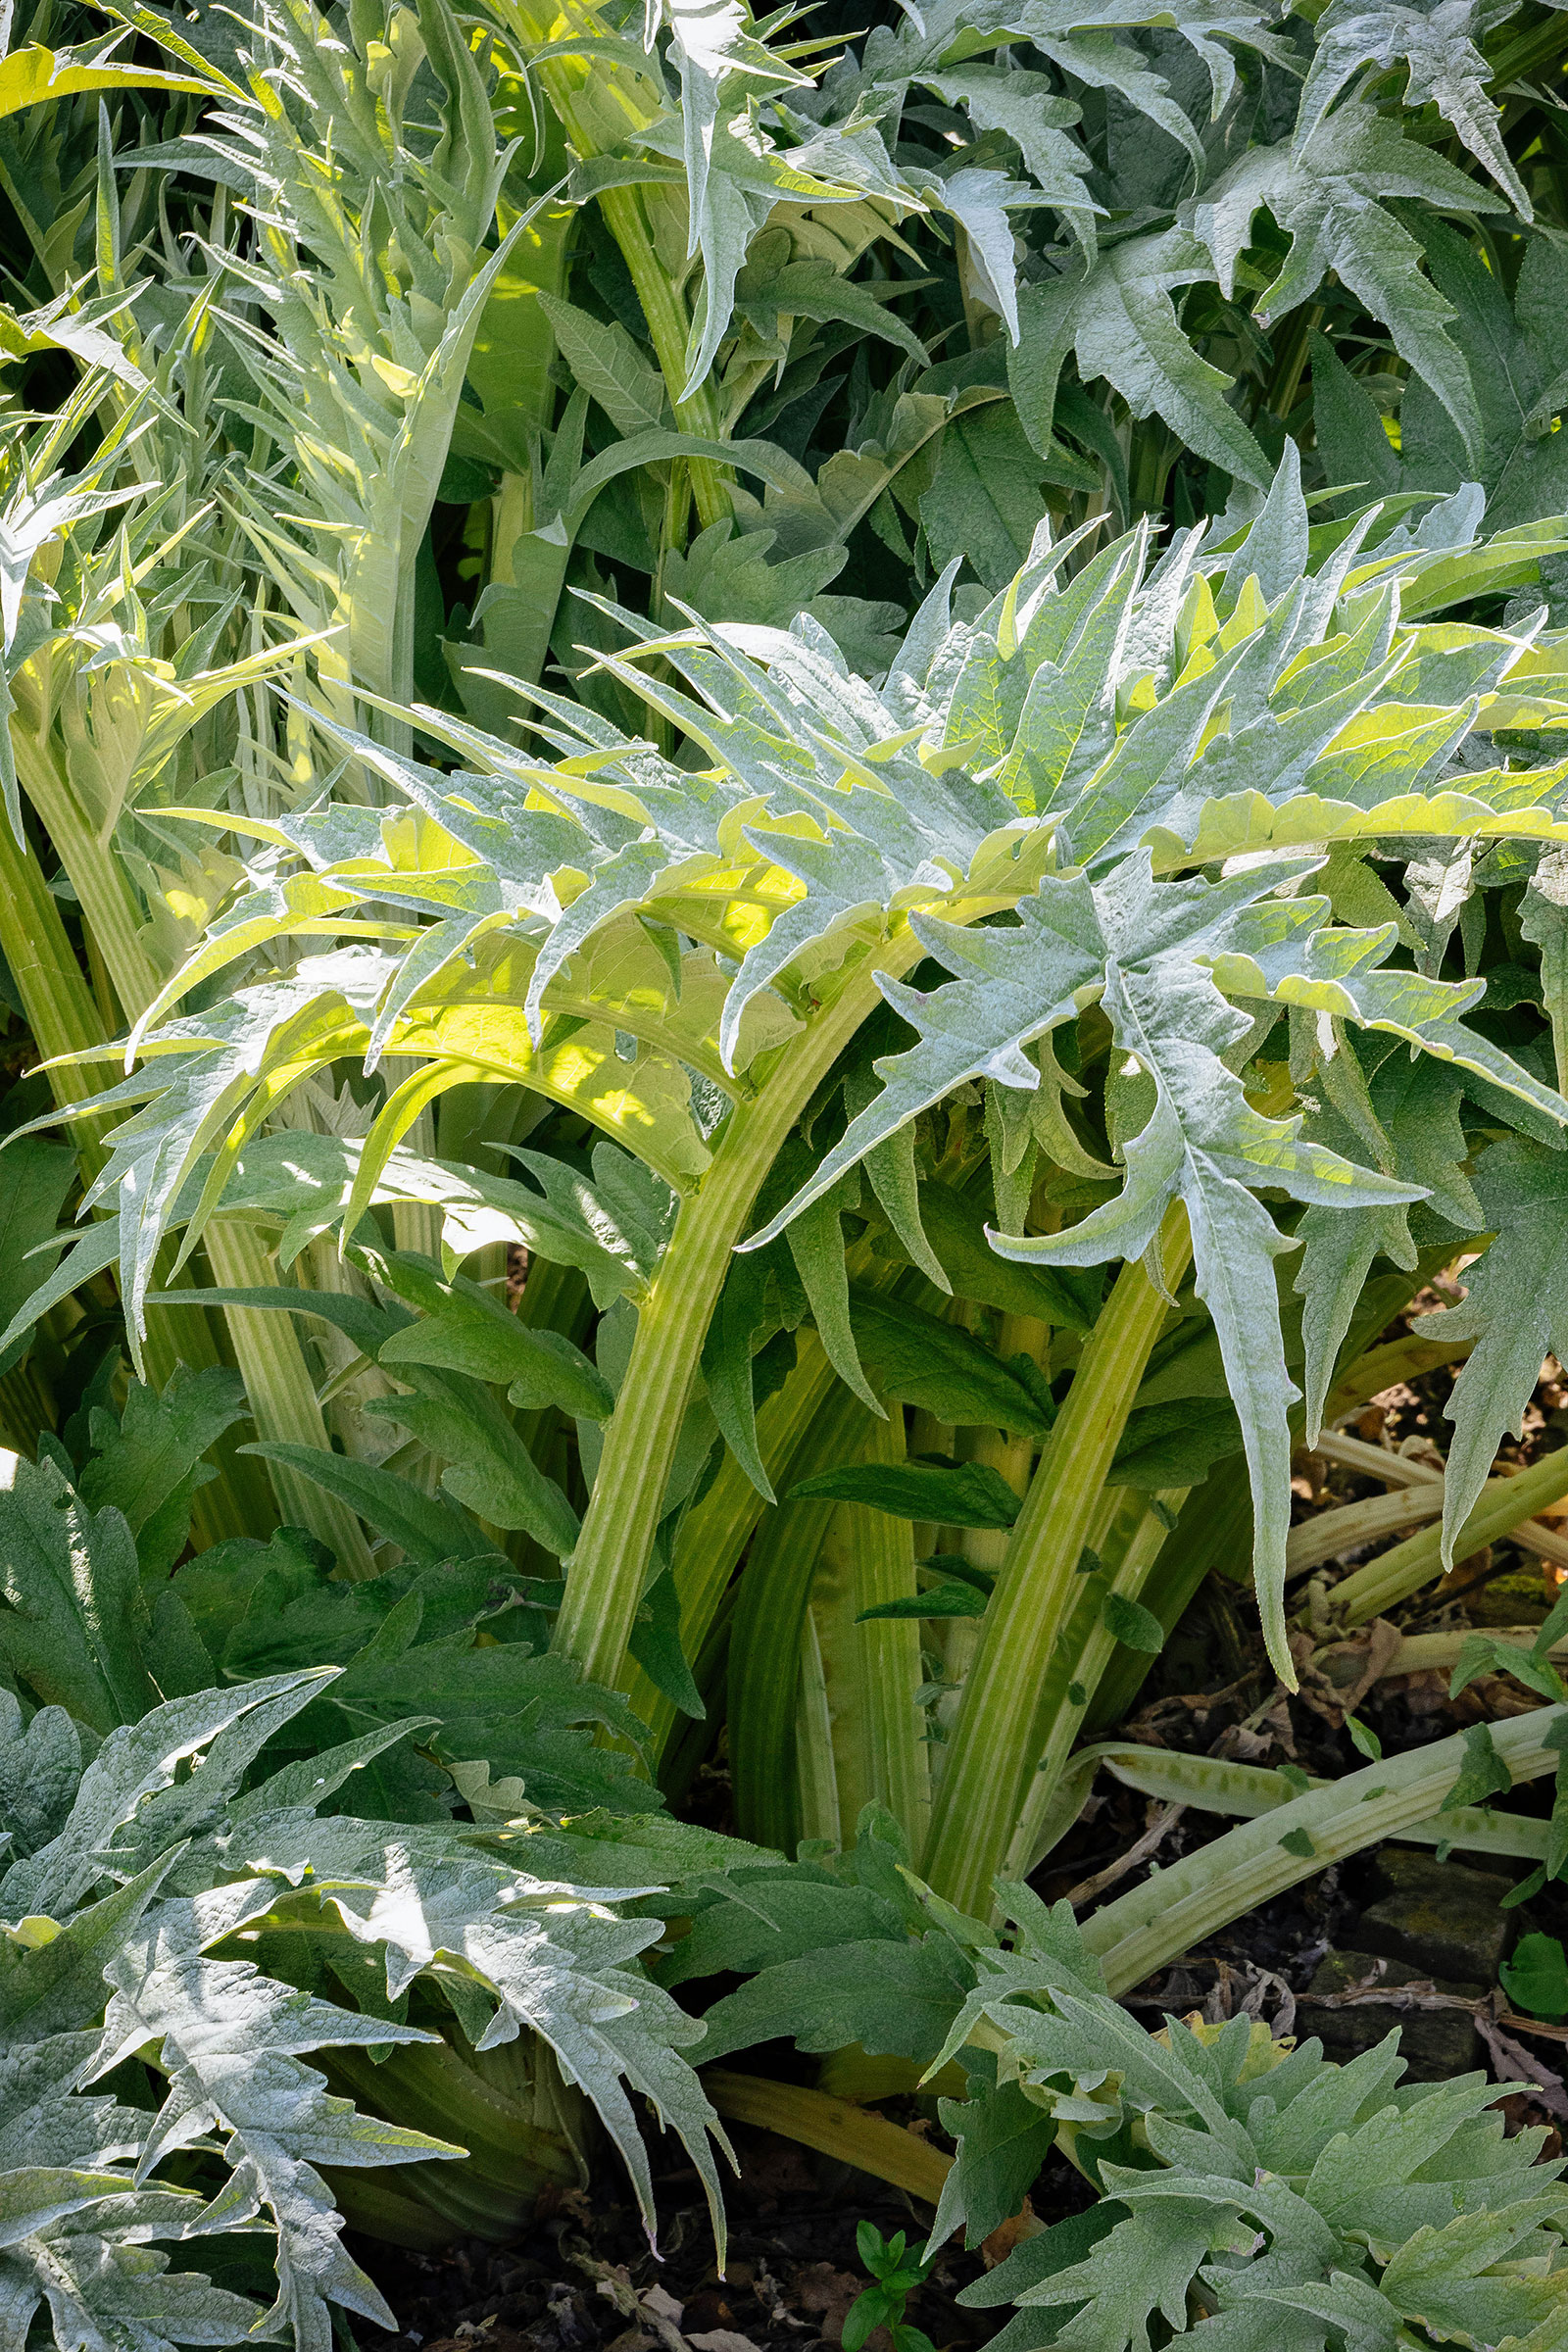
[1414,1136,1568,1565]
[1,1675,335,1921]
[1190,102,1510,460]
[1009,232,1272,488]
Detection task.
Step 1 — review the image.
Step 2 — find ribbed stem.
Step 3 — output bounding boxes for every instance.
[597,186,732,531]
[1328,1443,1568,1629]
[1085,1701,1568,1994]
[552,949,917,1690]
[932,1313,1045,1757]
[0,760,377,1565]
[629,1327,837,1754]
[0,814,218,1401]
[795,1604,842,1844]
[727,1411,860,1850]
[840,1400,930,1847]
[920,1209,1191,1913]
[655,1239,938,1764]
[0,808,109,1124]
[201,1225,378,1574]
[1002,1483,1188,1879]
[14,738,148,1021]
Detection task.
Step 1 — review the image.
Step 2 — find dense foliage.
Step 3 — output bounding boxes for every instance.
[6,0,1568,2339]
[0,1668,735,2352]
[37,462,1568,1919]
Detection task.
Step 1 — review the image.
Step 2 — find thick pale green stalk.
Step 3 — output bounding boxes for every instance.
[920,1208,1192,1913]
[725,1381,873,1845]
[704,2074,953,2205]
[326,2034,585,2246]
[1389,1625,1568,1679]
[634,1227,914,1747]
[957,1479,1126,1860]
[2,768,377,1570]
[552,949,918,1689]
[931,1314,1045,1751]
[1002,1483,1188,1880]
[825,1402,930,1847]
[1074,1740,1558,1865]
[598,187,733,532]
[629,1328,836,1752]
[199,1224,378,1574]
[0,809,110,1138]
[1328,1444,1568,1627]
[728,1477,847,1849]
[0,813,264,1538]
[796,1606,842,1844]
[808,1515,861,1831]
[1083,1702,1568,1994]
[14,739,149,1012]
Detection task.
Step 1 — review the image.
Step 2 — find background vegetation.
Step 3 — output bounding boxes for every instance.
[7,0,1568,2341]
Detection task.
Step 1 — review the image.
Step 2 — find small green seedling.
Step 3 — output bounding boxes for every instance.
[844,2223,938,2352]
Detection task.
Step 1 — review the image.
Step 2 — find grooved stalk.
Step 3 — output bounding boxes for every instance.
[728,1428,858,1848]
[634,1221,918,1750]
[14,738,147,1021]
[630,1327,837,1753]
[843,1401,930,1847]
[1002,1484,1189,1880]
[1085,1702,1568,1994]
[0,768,376,1569]
[795,1606,841,1844]
[703,2073,953,2204]
[201,1224,379,1574]
[597,187,732,531]
[920,1208,1192,1913]
[1330,1443,1568,1627]
[0,810,108,1139]
[0,815,263,1541]
[553,950,917,1689]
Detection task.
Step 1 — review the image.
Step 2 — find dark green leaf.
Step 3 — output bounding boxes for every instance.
[935,2077,1056,2249]
[363,1371,580,1555]
[0,1133,74,1375]
[377,1286,613,1418]
[78,1367,247,1576]
[912,1184,1101,1331]
[1100,1593,1164,1654]
[1441,1722,1513,1813]
[0,1454,155,1732]
[328,1636,663,1814]
[655,1877,902,1988]
[1105,1398,1241,1489]
[919,405,1061,594]
[628,1566,705,1721]
[851,1293,1051,1436]
[735,249,930,368]
[241,1442,491,1567]
[858,1579,990,1623]
[1500,1932,1568,2020]
[698,1934,978,2065]
[788,1461,1022,1529]
[702,1250,778,1501]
